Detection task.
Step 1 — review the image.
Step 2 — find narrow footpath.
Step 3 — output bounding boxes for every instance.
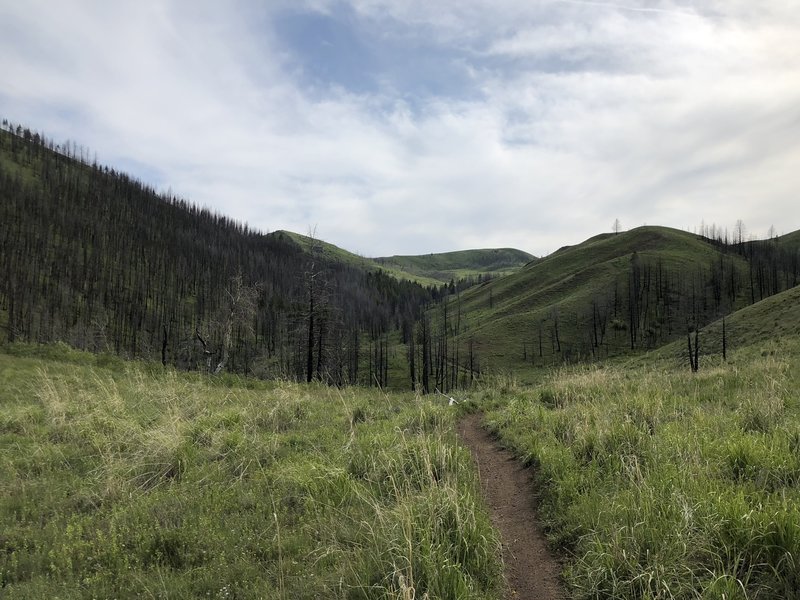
[458,413,566,600]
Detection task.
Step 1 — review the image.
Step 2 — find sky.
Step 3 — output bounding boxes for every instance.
[2,0,799,257]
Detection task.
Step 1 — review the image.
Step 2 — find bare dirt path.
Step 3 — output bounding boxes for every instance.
[458,413,566,600]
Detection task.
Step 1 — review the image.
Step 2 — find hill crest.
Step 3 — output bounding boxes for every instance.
[268,229,535,285]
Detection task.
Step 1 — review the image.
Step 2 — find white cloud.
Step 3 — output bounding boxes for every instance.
[1,0,799,256]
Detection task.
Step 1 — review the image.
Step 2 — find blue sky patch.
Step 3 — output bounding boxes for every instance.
[273,6,481,104]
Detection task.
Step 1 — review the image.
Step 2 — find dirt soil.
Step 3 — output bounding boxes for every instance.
[458,413,566,600]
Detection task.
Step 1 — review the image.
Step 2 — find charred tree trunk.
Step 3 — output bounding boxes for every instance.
[161,325,168,366]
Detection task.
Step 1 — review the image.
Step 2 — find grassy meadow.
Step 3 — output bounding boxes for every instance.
[3,323,800,599]
[477,336,800,599]
[0,344,501,599]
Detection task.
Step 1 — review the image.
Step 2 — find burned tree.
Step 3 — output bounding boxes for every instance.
[213,273,259,374]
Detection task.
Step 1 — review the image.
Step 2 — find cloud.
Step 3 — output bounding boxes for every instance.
[1,0,799,257]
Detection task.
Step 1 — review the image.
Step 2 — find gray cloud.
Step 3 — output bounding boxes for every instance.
[1,0,799,257]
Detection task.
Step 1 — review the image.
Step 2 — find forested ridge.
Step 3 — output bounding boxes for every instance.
[0,122,435,384]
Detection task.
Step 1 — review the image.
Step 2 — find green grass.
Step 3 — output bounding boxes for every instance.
[475,335,800,599]
[0,344,502,599]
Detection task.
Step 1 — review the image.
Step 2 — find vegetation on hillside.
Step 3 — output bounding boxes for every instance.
[649,285,800,367]
[423,225,799,384]
[0,344,501,598]
[0,122,541,391]
[777,229,800,251]
[0,123,436,386]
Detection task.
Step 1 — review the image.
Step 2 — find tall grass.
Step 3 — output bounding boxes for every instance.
[0,346,501,599]
[481,342,800,599]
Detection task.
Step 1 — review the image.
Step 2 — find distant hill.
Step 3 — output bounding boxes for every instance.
[374,248,535,284]
[270,230,535,287]
[267,230,442,287]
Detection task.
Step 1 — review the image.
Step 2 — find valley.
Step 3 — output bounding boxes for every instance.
[1,122,799,599]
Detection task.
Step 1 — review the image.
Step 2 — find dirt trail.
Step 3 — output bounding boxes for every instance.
[458,413,566,600]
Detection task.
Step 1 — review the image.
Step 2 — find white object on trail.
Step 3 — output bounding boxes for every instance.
[435,389,459,406]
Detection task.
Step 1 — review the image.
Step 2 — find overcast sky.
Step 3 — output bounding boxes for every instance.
[2,1,799,256]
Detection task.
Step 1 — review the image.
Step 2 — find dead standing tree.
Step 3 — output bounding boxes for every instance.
[687,326,700,373]
[196,328,213,373]
[212,273,259,374]
[303,231,330,383]
[195,273,258,375]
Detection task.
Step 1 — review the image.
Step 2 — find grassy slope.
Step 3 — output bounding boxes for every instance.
[648,283,800,367]
[0,130,38,186]
[476,296,800,598]
[778,229,800,250]
[449,226,749,376]
[374,248,535,283]
[0,344,501,599]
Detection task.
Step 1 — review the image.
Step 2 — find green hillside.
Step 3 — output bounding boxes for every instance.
[374,248,535,283]
[651,283,800,367]
[423,226,798,384]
